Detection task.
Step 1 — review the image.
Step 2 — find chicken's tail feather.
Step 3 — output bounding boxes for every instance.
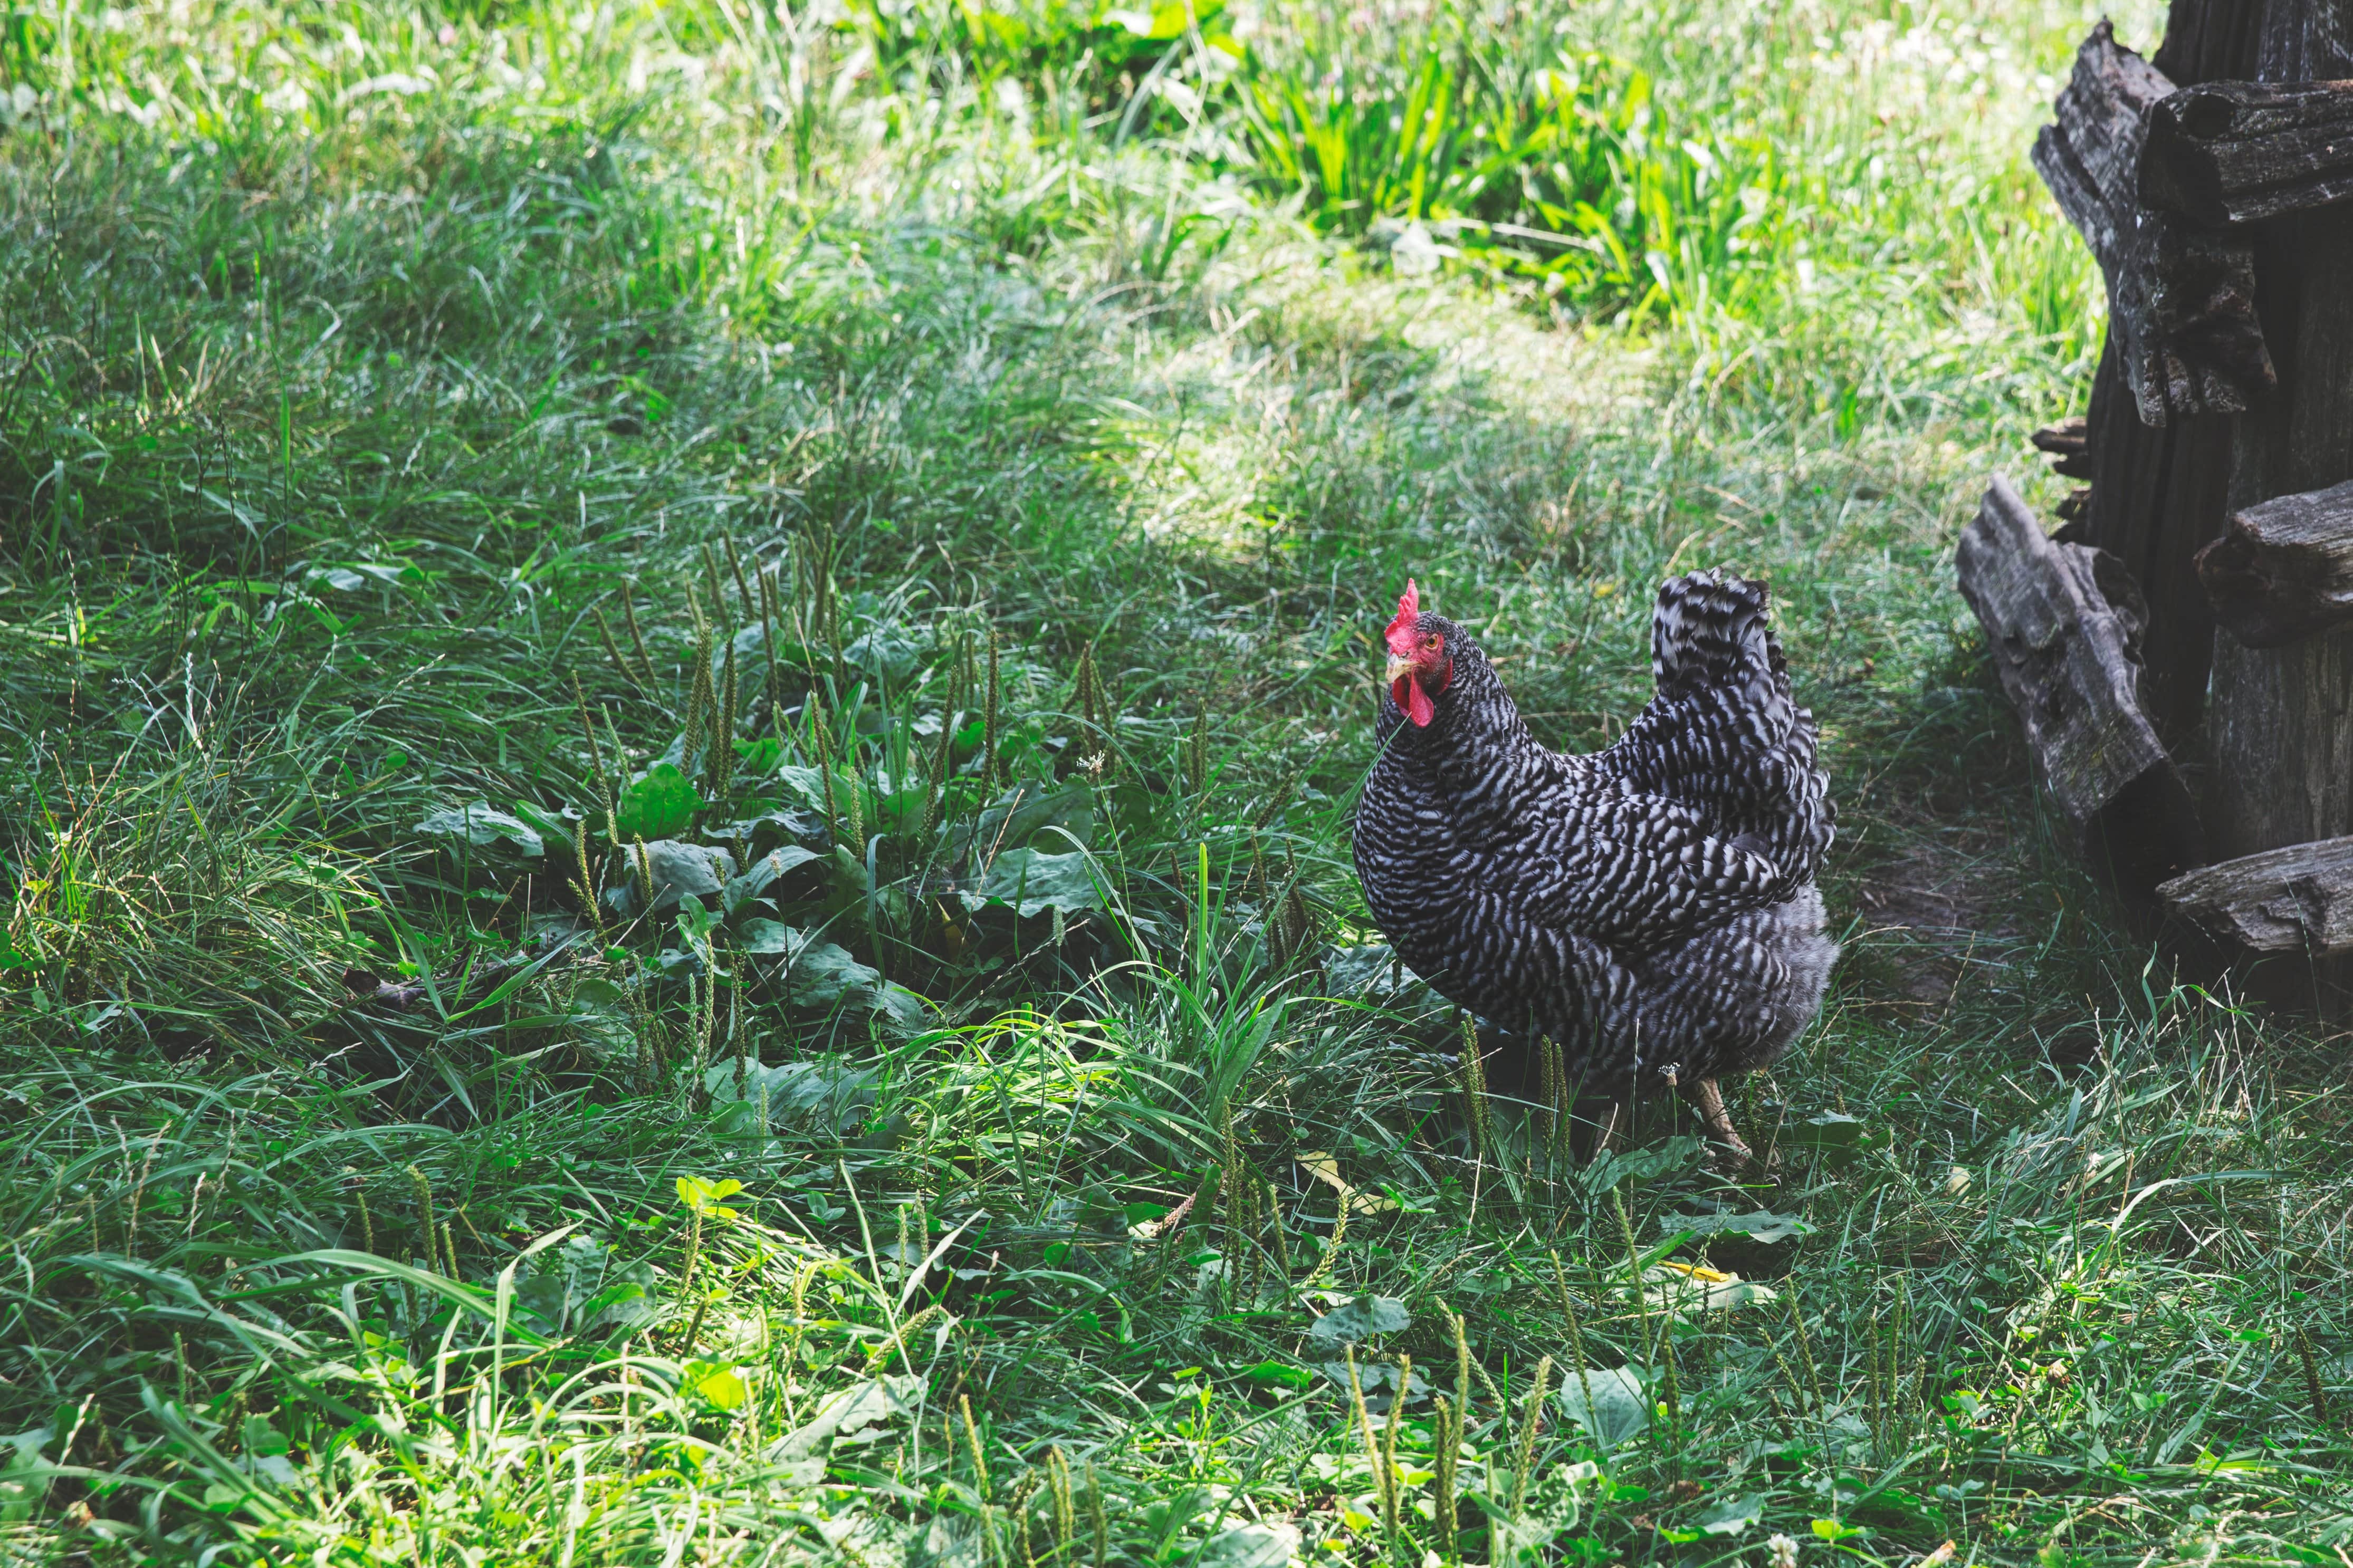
[1618,568,1833,891]
[1650,569,1783,703]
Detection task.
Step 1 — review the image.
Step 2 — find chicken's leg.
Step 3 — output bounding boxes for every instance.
[1681,1076,1755,1168]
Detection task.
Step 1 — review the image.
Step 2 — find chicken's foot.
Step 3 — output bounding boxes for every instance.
[1680,1077,1757,1169]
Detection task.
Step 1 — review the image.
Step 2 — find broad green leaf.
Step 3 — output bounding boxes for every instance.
[732,735,783,775]
[1784,1112,1883,1150]
[509,800,578,851]
[736,931,929,1023]
[1315,1360,1427,1402]
[773,764,830,810]
[1581,1135,1705,1195]
[703,1058,878,1137]
[1780,1113,1893,1169]
[976,847,1102,917]
[770,1375,924,1461]
[1663,1210,1813,1245]
[1307,1294,1410,1344]
[784,941,882,1010]
[674,894,723,946]
[844,627,920,682]
[966,784,1094,855]
[740,918,800,955]
[1242,1361,1313,1390]
[874,982,930,1030]
[1556,1365,1649,1449]
[1198,1524,1299,1568]
[585,1264,660,1332]
[1695,1492,1766,1536]
[1144,0,1191,38]
[605,841,734,917]
[615,763,704,840]
[240,1413,289,1456]
[676,1176,744,1217]
[689,1361,749,1411]
[417,803,543,856]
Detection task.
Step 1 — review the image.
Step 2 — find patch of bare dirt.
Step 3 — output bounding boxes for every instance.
[1838,826,2031,1010]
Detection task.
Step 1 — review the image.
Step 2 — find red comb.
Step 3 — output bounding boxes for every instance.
[1385,580,1420,655]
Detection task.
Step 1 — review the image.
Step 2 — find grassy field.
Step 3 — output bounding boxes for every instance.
[4,0,2350,1563]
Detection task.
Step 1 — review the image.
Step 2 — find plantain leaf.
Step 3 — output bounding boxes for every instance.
[615,763,704,840]
[417,803,543,856]
[1307,1294,1410,1344]
[1556,1365,1649,1449]
[974,848,1102,917]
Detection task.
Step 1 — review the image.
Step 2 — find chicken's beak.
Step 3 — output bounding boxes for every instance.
[1384,654,1417,686]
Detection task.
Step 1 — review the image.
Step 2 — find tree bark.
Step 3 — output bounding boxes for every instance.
[2246,0,2353,82]
[2158,835,2353,954]
[2188,0,2353,1007]
[2033,24,2276,425]
[2193,477,2353,645]
[1956,477,2204,894]
[2207,205,2353,864]
[2075,352,2241,746]
[2034,417,2093,478]
[2064,4,2261,745]
[2142,79,2353,224]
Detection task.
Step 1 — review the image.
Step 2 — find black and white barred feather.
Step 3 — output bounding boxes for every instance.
[1351,570,1837,1089]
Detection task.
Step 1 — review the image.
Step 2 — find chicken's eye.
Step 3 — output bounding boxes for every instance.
[1423,636,1443,653]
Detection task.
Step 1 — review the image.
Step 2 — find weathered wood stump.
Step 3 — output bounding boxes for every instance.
[1969,0,2353,1011]
[2033,417,2093,479]
[1955,477,2203,896]
[2045,14,2256,745]
[2158,836,2353,956]
[2204,196,2353,890]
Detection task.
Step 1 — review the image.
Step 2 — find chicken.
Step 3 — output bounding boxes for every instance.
[1351,572,1837,1162]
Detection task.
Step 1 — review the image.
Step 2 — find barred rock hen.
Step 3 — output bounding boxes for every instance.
[1352,572,1836,1162]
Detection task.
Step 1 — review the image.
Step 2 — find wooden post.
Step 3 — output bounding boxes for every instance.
[2197,14,2353,1012]
[1973,0,2353,1008]
[2076,0,2353,1006]
[2058,8,2260,745]
[2030,24,2273,425]
[2205,213,2353,855]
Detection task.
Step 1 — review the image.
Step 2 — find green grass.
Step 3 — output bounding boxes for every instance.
[5,0,2351,1564]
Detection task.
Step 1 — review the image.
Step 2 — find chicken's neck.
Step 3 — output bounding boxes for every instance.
[1374,650,1560,803]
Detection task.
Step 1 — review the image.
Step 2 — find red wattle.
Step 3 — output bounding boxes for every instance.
[1404,675,1434,727]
